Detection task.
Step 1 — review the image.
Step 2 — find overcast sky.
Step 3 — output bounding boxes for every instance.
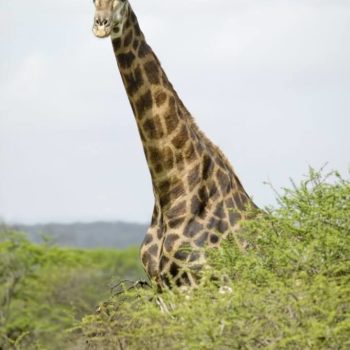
[0,0,349,224]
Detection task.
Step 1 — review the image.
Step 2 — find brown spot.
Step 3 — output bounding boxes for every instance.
[133,22,142,37]
[171,183,185,199]
[153,163,163,174]
[138,41,151,58]
[170,262,180,277]
[124,65,143,96]
[217,169,230,194]
[157,228,163,240]
[112,37,121,50]
[202,154,214,180]
[125,16,132,28]
[149,244,159,257]
[184,143,197,163]
[142,253,157,277]
[141,252,148,266]
[172,125,189,149]
[207,217,219,230]
[198,186,209,217]
[151,207,158,226]
[208,182,220,200]
[158,179,171,193]
[210,235,219,244]
[175,276,183,287]
[155,90,167,107]
[180,272,191,285]
[159,193,171,207]
[197,141,204,156]
[144,61,160,85]
[168,217,186,229]
[174,249,189,261]
[175,153,185,171]
[189,251,200,262]
[191,196,206,216]
[130,11,137,24]
[163,146,174,170]
[117,51,135,69]
[188,164,200,191]
[132,39,139,50]
[198,185,209,203]
[161,274,171,288]
[135,91,153,118]
[234,192,244,210]
[164,97,179,134]
[143,115,164,139]
[214,202,225,219]
[142,234,153,245]
[160,255,170,271]
[123,30,133,47]
[164,234,180,253]
[218,220,229,233]
[225,198,234,208]
[216,156,226,169]
[195,231,209,247]
[148,146,161,166]
[229,210,241,226]
[207,217,228,233]
[167,201,187,219]
[184,219,204,238]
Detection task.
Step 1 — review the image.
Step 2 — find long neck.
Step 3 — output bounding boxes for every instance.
[111,6,196,201]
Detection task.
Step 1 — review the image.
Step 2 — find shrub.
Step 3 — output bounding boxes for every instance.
[0,230,144,349]
[82,168,350,350]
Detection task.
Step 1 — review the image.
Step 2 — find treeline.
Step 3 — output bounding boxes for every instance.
[11,221,148,248]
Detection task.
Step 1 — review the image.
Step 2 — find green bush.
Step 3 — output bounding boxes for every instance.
[82,168,350,350]
[0,230,144,349]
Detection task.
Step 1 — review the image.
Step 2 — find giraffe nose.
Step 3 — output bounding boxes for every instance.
[94,17,111,27]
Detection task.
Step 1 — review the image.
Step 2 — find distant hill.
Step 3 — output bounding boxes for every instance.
[10,221,148,249]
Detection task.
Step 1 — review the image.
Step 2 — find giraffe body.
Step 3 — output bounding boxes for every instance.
[92,0,257,288]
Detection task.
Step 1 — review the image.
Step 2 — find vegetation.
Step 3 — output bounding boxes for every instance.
[82,168,350,350]
[0,231,144,349]
[0,167,349,349]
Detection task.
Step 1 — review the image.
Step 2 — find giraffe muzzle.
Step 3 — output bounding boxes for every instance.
[93,17,112,38]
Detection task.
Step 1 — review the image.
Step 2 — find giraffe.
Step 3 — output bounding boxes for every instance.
[92,0,258,289]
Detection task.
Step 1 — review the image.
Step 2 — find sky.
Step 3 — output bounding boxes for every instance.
[0,0,349,224]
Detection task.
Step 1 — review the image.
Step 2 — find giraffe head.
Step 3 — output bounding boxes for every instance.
[92,0,129,38]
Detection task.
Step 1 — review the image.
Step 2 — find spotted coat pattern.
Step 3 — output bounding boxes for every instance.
[109,4,257,288]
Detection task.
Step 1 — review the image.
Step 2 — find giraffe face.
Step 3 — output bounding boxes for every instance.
[92,0,128,38]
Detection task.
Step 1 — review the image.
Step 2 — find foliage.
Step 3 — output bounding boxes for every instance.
[81,168,350,350]
[0,230,143,349]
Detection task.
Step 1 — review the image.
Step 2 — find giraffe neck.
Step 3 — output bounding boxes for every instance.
[111,6,196,205]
